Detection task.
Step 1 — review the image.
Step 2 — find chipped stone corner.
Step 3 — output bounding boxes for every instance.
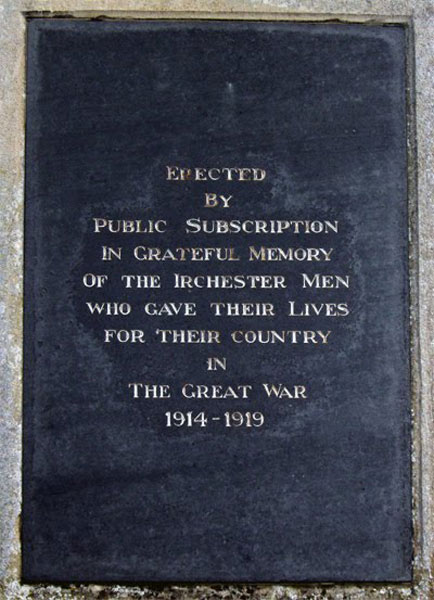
[1,0,434,598]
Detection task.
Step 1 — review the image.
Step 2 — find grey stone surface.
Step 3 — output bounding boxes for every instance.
[0,0,433,598]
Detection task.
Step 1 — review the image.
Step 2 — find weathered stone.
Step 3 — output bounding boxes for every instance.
[1,0,433,598]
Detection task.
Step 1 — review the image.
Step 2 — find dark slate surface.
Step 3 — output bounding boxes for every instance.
[23,20,411,583]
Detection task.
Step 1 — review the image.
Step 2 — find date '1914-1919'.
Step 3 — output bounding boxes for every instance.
[165,411,265,428]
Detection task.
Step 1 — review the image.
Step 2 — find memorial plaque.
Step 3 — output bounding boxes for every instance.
[23,20,411,583]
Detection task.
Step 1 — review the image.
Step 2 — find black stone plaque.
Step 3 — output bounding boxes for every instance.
[23,20,411,583]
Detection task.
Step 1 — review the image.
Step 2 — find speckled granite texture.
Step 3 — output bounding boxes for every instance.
[0,1,433,598]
